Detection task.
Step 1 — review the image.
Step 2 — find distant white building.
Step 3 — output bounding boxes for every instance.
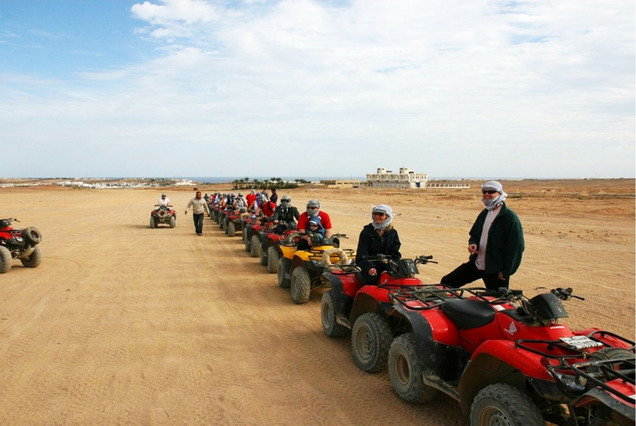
[366,167,428,188]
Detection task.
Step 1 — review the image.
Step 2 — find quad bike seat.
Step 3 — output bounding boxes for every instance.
[440,298,495,329]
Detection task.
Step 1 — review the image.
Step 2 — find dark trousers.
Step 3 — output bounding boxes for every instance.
[440,261,509,290]
[193,213,204,234]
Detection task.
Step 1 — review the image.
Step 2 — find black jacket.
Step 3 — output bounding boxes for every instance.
[272,205,300,224]
[355,224,401,279]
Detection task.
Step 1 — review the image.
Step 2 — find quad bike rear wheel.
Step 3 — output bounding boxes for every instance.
[0,246,12,273]
[21,245,42,268]
[244,229,251,252]
[227,222,236,237]
[290,267,311,304]
[22,227,42,245]
[267,246,279,273]
[321,290,349,337]
[470,383,544,426]
[352,313,393,373]
[388,333,438,403]
[278,257,290,288]
[250,234,261,258]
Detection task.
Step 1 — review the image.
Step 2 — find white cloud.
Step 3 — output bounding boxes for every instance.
[0,0,633,178]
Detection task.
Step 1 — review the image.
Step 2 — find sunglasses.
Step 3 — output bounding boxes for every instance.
[482,190,498,195]
[307,206,319,210]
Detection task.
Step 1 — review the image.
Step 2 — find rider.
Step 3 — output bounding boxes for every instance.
[297,199,332,238]
[355,204,402,285]
[156,193,171,209]
[272,195,300,234]
[255,193,276,219]
[234,193,247,211]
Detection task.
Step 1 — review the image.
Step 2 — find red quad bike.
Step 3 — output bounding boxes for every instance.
[224,209,250,237]
[383,286,635,425]
[217,207,231,231]
[245,218,271,259]
[241,215,261,253]
[150,205,176,228]
[320,254,438,373]
[0,218,43,273]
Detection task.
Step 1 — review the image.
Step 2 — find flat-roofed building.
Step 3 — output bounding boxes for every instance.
[320,179,361,188]
[366,167,428,188]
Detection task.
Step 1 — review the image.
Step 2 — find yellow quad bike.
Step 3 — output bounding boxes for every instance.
[278,233,354,304]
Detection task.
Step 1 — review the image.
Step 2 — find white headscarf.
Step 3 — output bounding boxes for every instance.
[371,204,393,230]
[481,181,508,210]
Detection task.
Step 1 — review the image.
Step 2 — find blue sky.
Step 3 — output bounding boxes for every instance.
[0,0,633,179]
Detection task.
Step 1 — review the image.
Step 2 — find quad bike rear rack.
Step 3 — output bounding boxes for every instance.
[546,354,636,405]
[388,286,502,310]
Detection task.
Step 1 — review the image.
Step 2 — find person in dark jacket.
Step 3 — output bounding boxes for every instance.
[355,204,401,285]
[272,195,300,234]
[441,180,524,290]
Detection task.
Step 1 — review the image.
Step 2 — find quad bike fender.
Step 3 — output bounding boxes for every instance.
[280,245,297,260]
[571,379,635,423]
[457,341,556,415]
[323,273,355,319]
[349,292,387,326]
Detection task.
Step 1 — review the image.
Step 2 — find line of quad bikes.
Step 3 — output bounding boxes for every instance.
[3,201,634,425]
[208,202,635,426]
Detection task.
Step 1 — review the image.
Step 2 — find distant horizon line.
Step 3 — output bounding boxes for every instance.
[1,176,634,182]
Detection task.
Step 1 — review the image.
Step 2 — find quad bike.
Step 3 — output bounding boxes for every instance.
[245,218,271,258]
[279,233,355,304]
[0,218,43,273]
[381,285,635,425]
[242,215,261,253]
[225,209,250,237]
[320,254,438,373]
[258,220,298,274]
[209,203,221,222]
[217,208,231,231]
[150,204,176,228]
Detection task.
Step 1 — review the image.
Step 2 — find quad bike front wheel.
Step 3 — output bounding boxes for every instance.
[227,222,236,237]
[21,245,42,268]
[0,246,12,273]
[169,216,176,228]
[149,216,157,228]
[388,333,438,403]
[321,290,349,337]
[267,246,279,273]
[277,257,290,288]
[470,383,544,426]
[351,312,393,373]
[259,242,267,265]
[290,267,311,304]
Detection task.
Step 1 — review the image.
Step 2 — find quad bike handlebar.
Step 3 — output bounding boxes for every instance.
[551,287,585,301]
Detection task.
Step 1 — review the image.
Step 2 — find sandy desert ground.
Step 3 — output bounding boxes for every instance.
[0,179,633,425]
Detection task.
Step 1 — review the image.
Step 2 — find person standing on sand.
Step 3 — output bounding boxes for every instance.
[441,181,524,290]
[185,191,210,236]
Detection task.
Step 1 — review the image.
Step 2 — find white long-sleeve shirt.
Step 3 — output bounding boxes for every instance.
[186,198,210,215]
